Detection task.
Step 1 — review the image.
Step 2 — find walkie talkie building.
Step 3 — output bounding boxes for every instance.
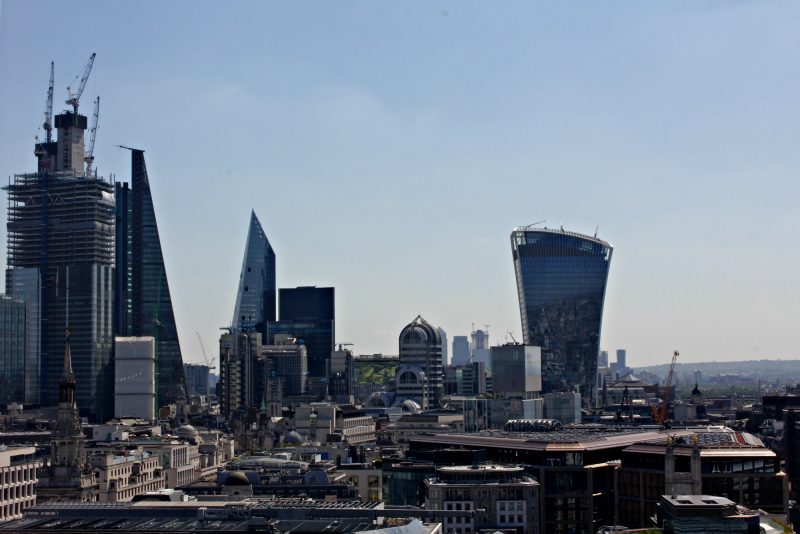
[511,226,612,406]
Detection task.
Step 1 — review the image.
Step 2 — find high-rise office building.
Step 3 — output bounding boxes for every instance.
[115,148,186,407]
[616,349,627,369]
[0,296,26,405]
[438,327,448,367]
[184,363,210,397]
[598,350,609,369]
[452,336,470,366]
[114,337,156,420]
[231,211,276,333]
[511,226,612,405]
[471,328,491,369]
[268,286,334,378]
[396,315,443,410]
[5,108,115,421]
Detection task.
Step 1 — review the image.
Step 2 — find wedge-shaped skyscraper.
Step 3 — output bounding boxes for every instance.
[511,226,612,406]
[115,148,186,407]
[232,211,276,333]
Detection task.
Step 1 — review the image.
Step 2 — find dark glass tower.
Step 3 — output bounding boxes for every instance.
[511,226,612,405]
[269,286,334,378]
[115,148,186,407]
[232,211,276,333]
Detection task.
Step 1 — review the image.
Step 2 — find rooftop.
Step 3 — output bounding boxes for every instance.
[512,224,612,248]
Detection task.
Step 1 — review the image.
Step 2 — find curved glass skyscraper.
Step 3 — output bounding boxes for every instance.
[511,226,612,405]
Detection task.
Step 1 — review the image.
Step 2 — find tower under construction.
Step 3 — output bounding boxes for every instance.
[4,54,115,421]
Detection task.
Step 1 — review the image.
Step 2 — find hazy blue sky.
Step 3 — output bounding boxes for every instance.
[1,1,798,367]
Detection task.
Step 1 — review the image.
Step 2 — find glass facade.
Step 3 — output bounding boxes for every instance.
[232,211,276,333]
[0,296,26,404]
[276,287,334,378]
[511,227,612,405]
[490,344,542,398]
[115,149,186,407]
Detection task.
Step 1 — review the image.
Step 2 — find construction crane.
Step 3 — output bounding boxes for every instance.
[84,96,99,178]
[65,52,96,113]
[43,62,54,142]
[196,332,215,370]
[652,350,679,426]
[616,385,634,424]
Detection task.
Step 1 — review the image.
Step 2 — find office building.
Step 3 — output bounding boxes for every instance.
[616,349,627,369]
[784,408,800,501]
[266,339,308,396]
[184,363,210,396]
[543,392,582,424]
[328,346,355,403]
[115,148,186,407]
[5,269,41,406]
[598,350,609,368]
[437,327,448,366]
[617,431,787,528]
[0,296,26,405]
[231,211,276,333]
[218,330,265,421]
[0,446,38,522]
[451,336,470,366]
[425,464,540,534]
[353,354,398,403]
[6,110,115,421]
[397,315,444,410]
[470,328,490,369]
[269,286,334,379]
[511,226,612,406]
[114,337,156,420]
[490,344,542,399]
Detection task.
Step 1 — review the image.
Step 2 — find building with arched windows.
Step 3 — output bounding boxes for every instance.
[397,316,443,410]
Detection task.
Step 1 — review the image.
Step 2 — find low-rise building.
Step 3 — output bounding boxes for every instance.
[425,464,540,534]
[0,446,38,522]
[89,447,165,502]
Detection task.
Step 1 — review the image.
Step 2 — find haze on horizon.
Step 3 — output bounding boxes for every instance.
[1,1,798,368]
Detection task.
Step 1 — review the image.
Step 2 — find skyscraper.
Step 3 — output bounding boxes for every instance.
[511,226,612,405]
[452,336,470,366]
[231,211,276,333]
[269,286,334,379]
[115,148,186,407]
[5,108,115,420]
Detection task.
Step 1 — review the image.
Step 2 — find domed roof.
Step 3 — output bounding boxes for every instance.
[223,471,252,486]
[176,424,199,439]
[399,315,441,347]
[283,430,303,444]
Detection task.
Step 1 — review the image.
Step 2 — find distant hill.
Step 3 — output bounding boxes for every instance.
[633,359,800,383]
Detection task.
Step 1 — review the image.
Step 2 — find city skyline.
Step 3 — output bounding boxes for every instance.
[1,2,799,366]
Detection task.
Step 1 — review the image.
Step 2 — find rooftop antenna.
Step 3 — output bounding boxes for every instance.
[594,225,599,238]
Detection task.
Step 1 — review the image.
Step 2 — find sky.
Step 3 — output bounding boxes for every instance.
[1,1,799,368]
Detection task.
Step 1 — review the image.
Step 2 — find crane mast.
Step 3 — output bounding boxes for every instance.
[43,62,54,142]
[654,350,679,425]
[84,96,100,178]
[65,52,96,113]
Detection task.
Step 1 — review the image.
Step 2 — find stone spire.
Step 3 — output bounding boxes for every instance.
[56,327,81,437]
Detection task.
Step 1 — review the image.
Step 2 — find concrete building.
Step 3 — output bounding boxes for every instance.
[425,464,540,534]
[114,337,156,420]
[0,446,38,522]
[657,494,760,534]
[337,463,383,502]
[328,346,355,403]
[390,412,464,446]
[89,447,165,502]
[437,328,448,367]
[294,403,376,446]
